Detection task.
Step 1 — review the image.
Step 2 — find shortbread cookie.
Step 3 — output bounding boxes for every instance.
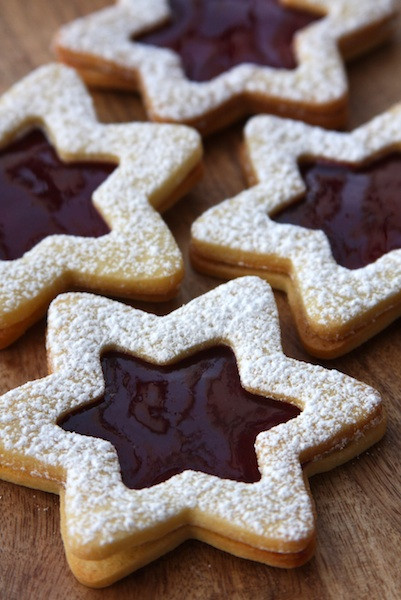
[0,278,385,587]
[191,108,401,358]
[54,0,396,135]
[0,63,202,349]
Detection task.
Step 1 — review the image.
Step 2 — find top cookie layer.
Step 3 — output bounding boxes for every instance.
[0,277,384,585]
[0,63,202,348]
[54,0,396,133]
[191,107,401,357]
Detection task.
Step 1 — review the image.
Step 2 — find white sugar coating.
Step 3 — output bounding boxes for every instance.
[0,63,202,328]
[0,278,382,556]
[54,0,396,124]
[192,108,401,332]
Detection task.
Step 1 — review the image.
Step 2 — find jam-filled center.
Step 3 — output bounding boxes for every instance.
[0,129,114,261]
[136,0,321,82]
[58,347,300,490]
[273,153,401,269]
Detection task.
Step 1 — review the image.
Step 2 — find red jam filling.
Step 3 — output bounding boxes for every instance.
[0,129,114,261]
[273,153,401,270]
[58,346,300,490]
[136,0,321,82]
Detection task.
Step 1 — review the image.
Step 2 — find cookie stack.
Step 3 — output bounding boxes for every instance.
[0,0,398,592]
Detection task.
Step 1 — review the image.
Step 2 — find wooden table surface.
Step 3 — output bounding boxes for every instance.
[1,1,401,599]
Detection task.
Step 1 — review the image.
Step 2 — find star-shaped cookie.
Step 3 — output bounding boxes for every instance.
[54,0,396,134]
[191,108,401,358]
[0,63,202,349]
[0,277,385,587]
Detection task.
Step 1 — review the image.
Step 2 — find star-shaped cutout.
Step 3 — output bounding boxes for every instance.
[273,152,401,270]
[136,0,321,81]
[53,0,396,134]
[59,346,301,489]
[0,63,202,349]
[0,128,114,261]
[191,108,401,357]
[0,277,385,586]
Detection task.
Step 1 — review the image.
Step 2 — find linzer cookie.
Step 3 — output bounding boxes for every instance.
[54,0,396,134]
[0,63,202,349]
[0,278,385,587]
[191,108,401,358]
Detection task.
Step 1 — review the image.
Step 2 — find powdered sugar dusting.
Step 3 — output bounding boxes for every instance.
[0,278,382,558]
[54,0,396,130]
[0,63,202,333]
[191,108,401,337]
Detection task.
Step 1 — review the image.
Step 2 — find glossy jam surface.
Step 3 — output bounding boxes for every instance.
[59,347,300,490]
[273,153,401,269]
[0,129,114,261]
[137,0,321,82]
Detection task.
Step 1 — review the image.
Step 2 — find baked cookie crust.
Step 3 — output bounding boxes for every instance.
[191,108,401,357]
[0,278,385,586]
[54,0,396,134]
[0,63,202,348]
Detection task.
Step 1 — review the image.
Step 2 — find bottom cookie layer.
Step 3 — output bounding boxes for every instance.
[190,246,401,358]
[0,403,385,587]
[64,524,316,588]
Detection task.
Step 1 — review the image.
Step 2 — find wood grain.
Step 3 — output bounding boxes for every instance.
[0,1,400,598]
